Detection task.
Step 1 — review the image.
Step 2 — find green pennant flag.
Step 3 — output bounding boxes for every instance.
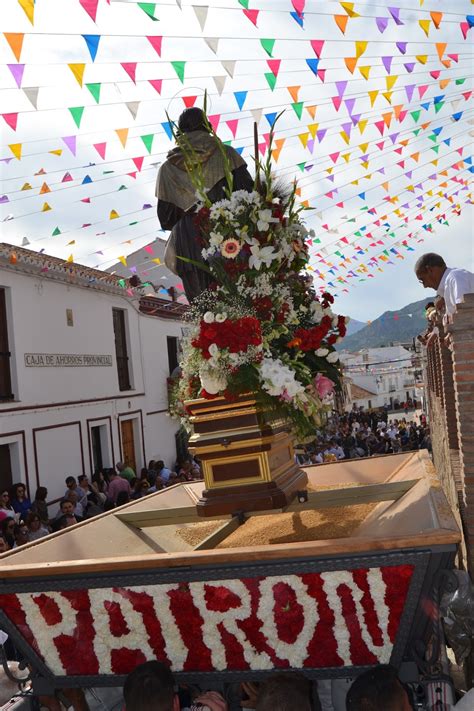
[428,133,437,142]
[171,61,185,83]
[455,77,466,85]
[354,231,362,237]
[138,3,158,20]
[348,217,356,222]
[383,249,389,256]
[335,251,342,257]
[264,72,277,90]
[118,185,127,191]
[118,279,126,288]
[238,0,249,7]
[412,128,421,136]
[140,134,154,153]
[86,83,101,103]
[103,170,114,174]
[69,106,84,128]
[291,101,304,119]
[223,140,232,145]
[434,101,444,113]
[129,221,138,225]
[410,110,421,123]
[297,162,306,172]
[431,144,440,153]
[52,227,61,236]
[260,39,275,57]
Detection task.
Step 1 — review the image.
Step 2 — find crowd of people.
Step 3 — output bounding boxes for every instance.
[295,408,430,465]
[0,457,203,553]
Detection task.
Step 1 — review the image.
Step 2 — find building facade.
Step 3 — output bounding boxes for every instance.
[340,345,422,412]
[0,244,186,504]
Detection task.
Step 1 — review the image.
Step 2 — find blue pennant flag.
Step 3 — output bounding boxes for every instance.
[290,11,304,28]
[265,112,277,127]
[161,121,173,140]
[82,35,101,62]
[234,91,248,110]
[82,175,92,184]
[306,58,319,75]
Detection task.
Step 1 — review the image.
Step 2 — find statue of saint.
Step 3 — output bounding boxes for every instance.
[156,108,253,302]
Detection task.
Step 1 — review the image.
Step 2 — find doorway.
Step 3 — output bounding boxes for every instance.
[120,419,137,475]
[0,444,12,491]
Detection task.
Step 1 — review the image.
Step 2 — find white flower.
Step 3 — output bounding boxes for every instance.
[203,312,215,323]
[208,343,219,357]
[249,243,280,271]
[310,301,323,320]
[209,231,224,248]
[199,370,227,395]
[215,313,227,323]
[257,208,278,232]
[316,348,329,357]
[259,357,305,399]
[327,351,339,363]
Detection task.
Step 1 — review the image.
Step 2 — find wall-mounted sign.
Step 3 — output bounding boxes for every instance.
[24,353,113,367]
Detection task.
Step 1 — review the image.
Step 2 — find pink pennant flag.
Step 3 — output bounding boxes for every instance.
[62,136,77,155]
[2,113,18,130]
[93,142,106,159]
[81,197,91,203]
[7,64,25,88]
[182,95,197,107]
[132,156,144,171]
[148,79,163,94]
[430,70,441,79]
[317,68,326,82]
[418,84,429,99]
[376,141,385,150]
[329,152,340,163]
[61,172,73,182]
[460,22,469,40]
[147,36,163,56]
[144,245,154,254]
[447,54,459,62]
[127,171,137,179]
[267,59,281,76]
[243,9,259,26]
[226,119,239,137]
[292,0,305,16]
[79,0,99,22]
[121,63,137,83]
[258,142,267,156]
[310,39,325,57]
[374,120,385,135]
[331,96,343,111]
[208,114,221,130]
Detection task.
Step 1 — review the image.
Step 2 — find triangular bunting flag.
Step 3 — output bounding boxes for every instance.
[110,210,120,220]
[205,37,219,54]
[192,5,208,31]
[7,64,24,88]
[148,79,162,94]
[93,142,106,159]
[213,76,226,95]
[140,134,154,153]
[126,102,140,119]
[79,0,99,22]
[147,36,163,56]
[334,15,348,34]
[23,86,39,108]
[18,0,34,24]
[86,83,101,103]
[68,106,84,128]
[2,113,18,130]
[68,63,86,87]
[115,128,129,147]
[222,60,236,77]
[121,63,137,83]
[4,33,24,62]
[82,34,100,61]
[138,3,158,21]
[234,91,247,110]
[260,39,275,57]
[9,143,22,159]
[265,73,277,90]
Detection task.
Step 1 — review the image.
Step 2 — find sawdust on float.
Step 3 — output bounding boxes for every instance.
[217,504,377,548]
[177,520,226,547]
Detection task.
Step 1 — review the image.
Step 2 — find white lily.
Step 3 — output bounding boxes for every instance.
[249,243,280,270]
[257,208,279,232]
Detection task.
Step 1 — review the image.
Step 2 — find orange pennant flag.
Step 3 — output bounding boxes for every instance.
[306,105,317,119]
[69,63,86,86]
[382,112,392,127]
[430,11,442,29]
[436,42,447,60]
[110,210,120,219]
[439,78,450,89]
[334,15,349,34]
[287,86,300,102]
[8,143,22,159]
[39,182,51,194]
[344,57,357,73]
[359,65,370,80]
[115,128,129,147]
[382,181,389,191]
[271,138,285,162]
[18,0,34,24]
[4,33,24,61]
[411,152,420,162]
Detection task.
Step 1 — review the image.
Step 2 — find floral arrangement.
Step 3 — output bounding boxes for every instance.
[171,129,349,438]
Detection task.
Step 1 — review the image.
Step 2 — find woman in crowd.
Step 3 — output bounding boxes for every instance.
[31,486,49,526]
[10,482,32,519]
[0,489,15,522]
[26,512,50,541]
[91,470,108,505]
[1,517,16,548]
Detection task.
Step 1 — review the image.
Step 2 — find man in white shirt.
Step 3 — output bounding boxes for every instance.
[415,253,474,316]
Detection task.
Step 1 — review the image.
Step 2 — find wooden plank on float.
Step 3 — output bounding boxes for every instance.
[284,479,420,512]
[193,516,243,550]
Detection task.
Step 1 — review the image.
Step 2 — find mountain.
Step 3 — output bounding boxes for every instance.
[337,298,431,351]
[345,317,365,336]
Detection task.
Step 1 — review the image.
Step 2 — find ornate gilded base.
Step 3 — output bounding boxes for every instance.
[185,394,307,517]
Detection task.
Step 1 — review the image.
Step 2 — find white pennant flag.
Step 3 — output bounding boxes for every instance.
[314,211,323,221]
[22,237,30,246]
[251,108,262,124]
[213,76,226,95]
[192,5,208,31]
[450,99,461,110]
[126,101,140,119]
[205,37,219,54]
[222,60,236,77]
[176,0,182,8]
[23,87,39,108]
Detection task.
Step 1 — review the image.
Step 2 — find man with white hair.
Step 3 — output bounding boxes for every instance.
[414,252,474,316]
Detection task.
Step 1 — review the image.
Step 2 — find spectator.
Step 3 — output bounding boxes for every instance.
[64,475,88,509]
[26,512,49,541]
[156,460,172,485]
[56,514,78,530]
[0,490,15,522]
[0,534,9,553]
[65,490,85,518]
[123,661,179,711]
[345,664,412,711]
[116,461,135,482]
[132,479,150,500]
[1,517,16,548]
[31,486,49,526]
[116,490,131,507]
[91,471,108,505]
[55,498,83,524]
[415,252,474,317]
[256,672,320,711]
[10,483,31,519]
[13,522,29,548]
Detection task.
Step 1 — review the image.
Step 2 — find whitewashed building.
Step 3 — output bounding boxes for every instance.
[339,345,419,412]
[0,243,186,505]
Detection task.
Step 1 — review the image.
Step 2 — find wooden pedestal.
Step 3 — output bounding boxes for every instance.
[185,394,307,517]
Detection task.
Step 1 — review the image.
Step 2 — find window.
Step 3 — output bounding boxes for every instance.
[0,444,12,491]
[91,424,111,471]
[167,336,179,376]
[112,308,131,391]
[0,289,13,401]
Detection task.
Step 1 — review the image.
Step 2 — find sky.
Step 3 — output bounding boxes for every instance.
[0,0,473,320]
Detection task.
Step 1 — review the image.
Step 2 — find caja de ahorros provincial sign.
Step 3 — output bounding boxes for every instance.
[24,353,113,367]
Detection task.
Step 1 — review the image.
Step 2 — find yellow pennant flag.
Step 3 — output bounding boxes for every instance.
[9,143,22,159]
[21,182,32,190]
[359,66,371,80]
[340,131,350,145]
[340,2,359,17]
[342,152,351,162]
[287,86,300,103]
[368,90,378,107]
[298,132,309,148]
[385,75,398,90]
[49,149,62,156]
[151,258,161,265]
[355,40,367,57]
[358,119,368,134]
[307,123,318,138]
[67,240,75,246]
[4,33,24,61]
[382,91,393,104]
[67,254,74,263]
[359,142,368,152]
[42,203,52,212]
[419,19,431,37]
[110,210,120,219]
[416,55,428,64]
[69,63,86,87]
[351,178,359,185]
[118,256,127,266]
[361,161,369,170]
[18,0,34,24]
[115,128,129,148]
